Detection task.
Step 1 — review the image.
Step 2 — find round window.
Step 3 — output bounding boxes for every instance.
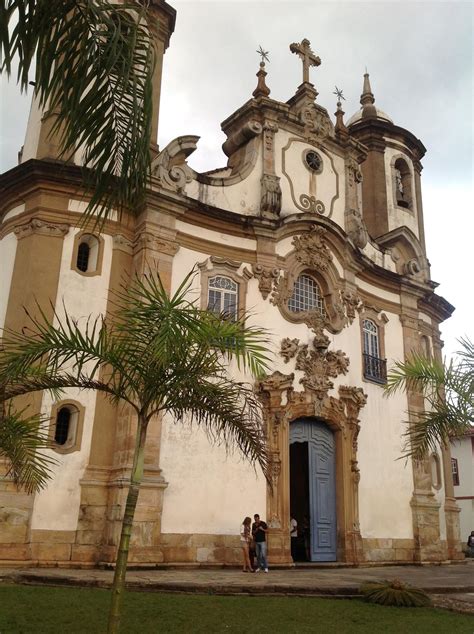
[305,150,323,173]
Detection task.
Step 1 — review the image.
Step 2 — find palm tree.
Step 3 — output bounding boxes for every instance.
[385,337,474,460]
[0,271,271,634]
[1,0,155,224]
[0,401,57,493]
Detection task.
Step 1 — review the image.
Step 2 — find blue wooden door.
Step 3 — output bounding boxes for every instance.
[290,419,337,562]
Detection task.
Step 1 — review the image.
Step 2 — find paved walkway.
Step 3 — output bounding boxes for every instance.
[1,562,474,608]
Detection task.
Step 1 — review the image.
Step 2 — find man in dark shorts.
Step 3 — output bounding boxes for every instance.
[252,513,269,572]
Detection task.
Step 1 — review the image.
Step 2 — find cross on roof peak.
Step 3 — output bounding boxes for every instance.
[289,38,321,85]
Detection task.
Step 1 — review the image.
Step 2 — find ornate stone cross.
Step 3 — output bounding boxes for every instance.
[290,38,321,84]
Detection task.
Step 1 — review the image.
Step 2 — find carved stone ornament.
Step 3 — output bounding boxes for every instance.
[280,336,349,404]
[134,232,180,257]
[112,234,133,254]
[340,289,362,323]
[346,158,363,187]
[299,104,333,140]
[292,225,332,271]
[260,174,282,218]
[14,218,69,240]
[151,135,198,195]
[344,208,368,249]
[252,264,280,300]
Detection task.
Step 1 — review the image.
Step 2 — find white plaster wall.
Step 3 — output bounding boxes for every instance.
[451,437,474,541]
[161,246,272,534]
[355,313,415,538]
[275,131,345,226]
[361,241,397,273]
[31,228,113,530]
[0,232,17,330]
[356,278,400,304]
[68,198,118,222]
[175,220,256,252]
[184,145,262,216]
[384,146,419,238]
[2,203,25,223]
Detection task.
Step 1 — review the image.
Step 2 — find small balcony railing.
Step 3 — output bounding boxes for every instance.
[363,353,387,384]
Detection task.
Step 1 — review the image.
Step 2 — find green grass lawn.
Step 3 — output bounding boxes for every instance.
[0,584,472,633]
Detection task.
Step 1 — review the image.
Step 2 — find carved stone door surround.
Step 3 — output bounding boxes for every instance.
[257,338,367,564]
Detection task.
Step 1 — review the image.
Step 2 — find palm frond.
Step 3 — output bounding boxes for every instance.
[0,403,57,494]
[1,0,155,224]
[385,353,446,397]
[162,375,270,481]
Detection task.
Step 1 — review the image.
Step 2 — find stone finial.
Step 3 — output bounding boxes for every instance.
[333,86,348,136]
[360,71,377,117]
[253,62,271,98]
[253,46,271,98]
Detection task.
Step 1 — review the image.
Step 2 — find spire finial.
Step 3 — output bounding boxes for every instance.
[333,85,345,110]
[253,45,271,99]
[360,70,375,106]
[290,38,321,85]
[256,45,270,65]
[333,86,348,137]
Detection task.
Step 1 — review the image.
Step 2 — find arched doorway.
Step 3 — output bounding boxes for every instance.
[290,418,337,562]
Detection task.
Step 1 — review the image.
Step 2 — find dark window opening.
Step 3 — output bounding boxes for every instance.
[451,458,460,486]
[77,242,90,272]
[55,407,71,445]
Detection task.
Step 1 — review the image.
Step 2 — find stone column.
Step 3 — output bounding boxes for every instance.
[258,373,295,565]
[432,332,463,560]
[0,218,69,561]
[399,309,443,561]
[75,233,134,564]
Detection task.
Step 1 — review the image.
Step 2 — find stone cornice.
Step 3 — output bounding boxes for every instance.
[14,217,69,239]
[349,118,426,160]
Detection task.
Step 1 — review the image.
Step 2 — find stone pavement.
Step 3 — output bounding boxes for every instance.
[1,561,474,613]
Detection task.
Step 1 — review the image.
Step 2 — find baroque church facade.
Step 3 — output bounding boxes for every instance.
[0,1,463,566]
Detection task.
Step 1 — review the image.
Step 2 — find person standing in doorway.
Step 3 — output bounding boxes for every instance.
[252,514,269,572]
[290,514,298,561]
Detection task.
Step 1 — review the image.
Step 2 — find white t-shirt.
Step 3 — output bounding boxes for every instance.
[240,524,249,542]
[290,518,298,537]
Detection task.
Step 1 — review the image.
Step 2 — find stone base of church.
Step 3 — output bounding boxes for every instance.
[0,531,464,567]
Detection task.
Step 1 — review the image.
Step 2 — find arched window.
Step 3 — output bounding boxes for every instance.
[76,241,90,272]
[72,234,102,275]
[54,407,71,445]
[393,158,413,209]
[363,319,379,357]
[207,275,238,321]
[362,319,386,383]
[288,275,325,314]
[49,401,84,453]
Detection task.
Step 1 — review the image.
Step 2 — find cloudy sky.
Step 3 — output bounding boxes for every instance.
[1,0,472,359]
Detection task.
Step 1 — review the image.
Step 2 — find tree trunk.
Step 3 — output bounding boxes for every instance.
[108,413,148,634]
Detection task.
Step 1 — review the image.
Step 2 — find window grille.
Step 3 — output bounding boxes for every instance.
[451,458,460,486]
[288,275,325,314]
[207,276,238,321]
[77,241,90,272]
[55,407,71,445]
[362,319,386,383]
